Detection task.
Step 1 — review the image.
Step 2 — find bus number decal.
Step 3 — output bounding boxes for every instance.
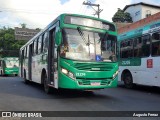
[76,73,86,77]
[122,60,130,65]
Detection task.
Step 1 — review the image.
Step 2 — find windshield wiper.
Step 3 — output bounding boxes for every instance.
[77,27,90,46]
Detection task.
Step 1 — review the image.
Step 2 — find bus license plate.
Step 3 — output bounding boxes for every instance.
[91,82,100,86]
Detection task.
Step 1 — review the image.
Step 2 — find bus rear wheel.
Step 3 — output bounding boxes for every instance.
[43,73,52,94]
[24,70,29,84]
[0,70,3,76]
[123,72,133,89]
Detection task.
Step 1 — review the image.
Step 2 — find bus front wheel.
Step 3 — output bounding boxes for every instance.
[123,72,133,89]
[43,73,52,94]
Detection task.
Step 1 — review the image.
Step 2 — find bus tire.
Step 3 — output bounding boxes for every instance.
[123,72,133,89]
[43,73,52,94]
[0,70,3,76]
[24,70,29,84]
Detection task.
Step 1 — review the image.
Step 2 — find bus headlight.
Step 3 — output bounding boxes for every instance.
[112,70,118,79]
[61,68,68,74]
[68,72,75,80]
[61,68,75,80]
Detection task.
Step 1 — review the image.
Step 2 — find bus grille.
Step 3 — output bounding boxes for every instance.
[74,63,113,71]
[77,79,112,86]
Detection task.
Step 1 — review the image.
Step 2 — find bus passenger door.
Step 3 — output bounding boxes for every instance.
[48,29,56,87]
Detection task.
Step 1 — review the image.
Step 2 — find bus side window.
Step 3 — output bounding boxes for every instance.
[134,37,142,57]
[34,39,38,55]
[32,42,34,56]
[43,32,48,53]
[25,47,27,58]
[142,34,150,57]
[38,36,42,54]
[22,49,24,62]
[152,32,160,56]
[36,38,39,54]
[127,40,133,58]
[120,39,133,58]
[27,46,29,58]
[120,41,126,58]
[41,34,44,53]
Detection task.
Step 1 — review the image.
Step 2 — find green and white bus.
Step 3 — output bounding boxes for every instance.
[19,13,118,93]
[118,20,160,88]
[0,57,19,76]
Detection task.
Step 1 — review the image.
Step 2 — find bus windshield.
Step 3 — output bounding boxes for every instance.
[5,60,19,68]
[60,28,117,62]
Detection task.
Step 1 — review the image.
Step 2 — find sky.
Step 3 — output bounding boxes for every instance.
[0,0,160,29]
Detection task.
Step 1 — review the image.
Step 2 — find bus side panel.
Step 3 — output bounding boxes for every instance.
[32,55,42,83]
[24,58,29,79]
[119,57,160,87]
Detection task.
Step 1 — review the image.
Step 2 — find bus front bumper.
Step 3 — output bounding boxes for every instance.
[58,73,118,90]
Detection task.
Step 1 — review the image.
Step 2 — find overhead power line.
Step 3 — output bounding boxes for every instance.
[0,7,69,14]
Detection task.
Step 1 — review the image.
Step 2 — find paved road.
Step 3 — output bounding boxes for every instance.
[0,76,160,120]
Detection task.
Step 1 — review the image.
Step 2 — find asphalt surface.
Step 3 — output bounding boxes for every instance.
[0,76,160,120]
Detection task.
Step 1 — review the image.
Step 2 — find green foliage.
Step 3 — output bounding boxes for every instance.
[0,27,27,57]
[112,8,133,23]
[20,23,27,28]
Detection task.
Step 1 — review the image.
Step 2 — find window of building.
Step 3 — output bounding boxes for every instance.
[146,10,151,18]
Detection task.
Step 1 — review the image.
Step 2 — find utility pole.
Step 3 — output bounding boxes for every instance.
[83,1,103,18]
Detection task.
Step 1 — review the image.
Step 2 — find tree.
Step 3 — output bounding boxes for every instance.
[0,27,27,57]
[112,8,133,23]
[20,23,27,28]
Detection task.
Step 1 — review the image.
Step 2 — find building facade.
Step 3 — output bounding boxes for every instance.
[123,2,160,22]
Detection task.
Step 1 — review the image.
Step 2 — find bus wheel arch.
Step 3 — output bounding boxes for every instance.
[121,69,134,89]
